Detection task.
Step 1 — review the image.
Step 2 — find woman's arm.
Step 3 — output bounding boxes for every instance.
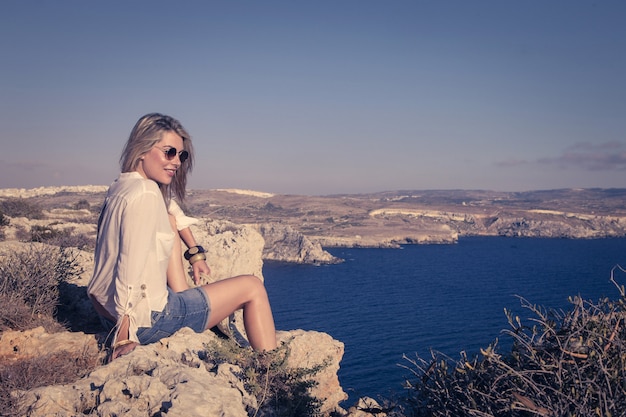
[179,227,211,284]
[168,200,211,284]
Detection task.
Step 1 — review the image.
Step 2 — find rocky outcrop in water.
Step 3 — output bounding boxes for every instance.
[254,222,342,264]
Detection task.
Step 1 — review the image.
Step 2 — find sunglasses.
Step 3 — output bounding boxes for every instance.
[161,147,189,163]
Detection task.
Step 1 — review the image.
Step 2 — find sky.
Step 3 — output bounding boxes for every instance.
[1,1,625,195]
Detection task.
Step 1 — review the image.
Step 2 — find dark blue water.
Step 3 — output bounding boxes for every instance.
[263,237,626,405]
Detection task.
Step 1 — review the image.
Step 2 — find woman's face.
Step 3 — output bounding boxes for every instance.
[136,131,185,185]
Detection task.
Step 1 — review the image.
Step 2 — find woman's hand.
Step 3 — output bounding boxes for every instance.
[110,315,138,361]
[192,259,211,285]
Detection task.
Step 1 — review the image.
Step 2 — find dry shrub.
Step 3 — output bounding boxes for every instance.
[401,267,626,417]
[0,293,64,333]
[0,348,101,417]
[0,244,100,416]
[0,211,8,227]
[0,244,83,331]
[29,224,95,251]
[0,198,44,220]
[0,209,9,242]
[73,199,90,210]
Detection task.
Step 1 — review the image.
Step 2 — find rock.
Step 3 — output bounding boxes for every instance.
[486,213,626,239]
[0,326,100,361]
[20,327,346,417]
[0,216,350,416]
[277,329,348,414]
[187,219,266,280]
[254,222,341,264]
[181,219,267,339]
[346,397,390,417]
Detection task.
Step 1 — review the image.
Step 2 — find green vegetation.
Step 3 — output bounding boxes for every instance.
[399,267,626,417]
[202,337,326,417]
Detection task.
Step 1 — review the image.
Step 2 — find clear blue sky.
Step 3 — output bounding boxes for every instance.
[1,1,625,195]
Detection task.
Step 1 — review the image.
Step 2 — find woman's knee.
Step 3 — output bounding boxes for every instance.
[240,275,268,298]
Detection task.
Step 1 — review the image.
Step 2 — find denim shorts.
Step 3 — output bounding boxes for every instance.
[137,287,211,345]
[98,287,211,345]
[135,287,211,344]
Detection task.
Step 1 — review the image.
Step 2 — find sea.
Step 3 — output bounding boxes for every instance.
[262,236,626,406]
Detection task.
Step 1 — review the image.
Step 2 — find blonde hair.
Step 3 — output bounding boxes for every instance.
[120,113,194,203]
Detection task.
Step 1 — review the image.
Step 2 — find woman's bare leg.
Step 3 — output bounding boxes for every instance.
[201,275,277,351]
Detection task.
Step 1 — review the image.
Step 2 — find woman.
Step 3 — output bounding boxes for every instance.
[88,113,276,360]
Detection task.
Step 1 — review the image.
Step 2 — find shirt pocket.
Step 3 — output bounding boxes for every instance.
[156,231,175,264]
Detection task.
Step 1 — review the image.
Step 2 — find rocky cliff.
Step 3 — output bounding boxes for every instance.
[253,223,342,264]
[4,327,345,416]
[0,218,353,416]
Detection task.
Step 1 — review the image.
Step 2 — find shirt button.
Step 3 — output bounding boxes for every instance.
[128,302,133,308]
[141,293,146,298]
[141,284,147,290]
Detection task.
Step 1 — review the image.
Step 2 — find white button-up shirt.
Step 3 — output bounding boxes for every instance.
[88,172,175,342]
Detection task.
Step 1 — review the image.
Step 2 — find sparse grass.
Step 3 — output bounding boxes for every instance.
[202,338,325,417]
[0,198,45,219]
[29,224,95,250]
[29,224,59,243]
[0,347,102,417]
[399,267,626,417]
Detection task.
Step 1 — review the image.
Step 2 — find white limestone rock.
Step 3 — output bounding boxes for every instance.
[20,327,346,417]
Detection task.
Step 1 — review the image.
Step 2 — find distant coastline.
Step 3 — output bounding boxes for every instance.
[0,185,109,199]
[2,186,626,254]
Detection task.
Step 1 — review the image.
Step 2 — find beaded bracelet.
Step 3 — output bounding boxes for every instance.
[184,245,206,260]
